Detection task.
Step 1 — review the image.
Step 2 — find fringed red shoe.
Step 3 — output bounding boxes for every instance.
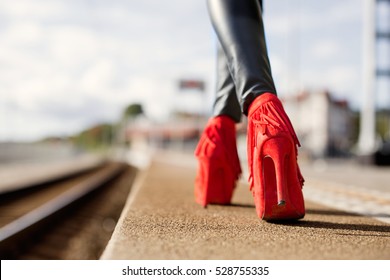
[194,115,242,207]
[247,93,305,221]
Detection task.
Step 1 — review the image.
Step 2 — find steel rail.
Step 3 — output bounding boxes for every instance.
[0,162,126,256]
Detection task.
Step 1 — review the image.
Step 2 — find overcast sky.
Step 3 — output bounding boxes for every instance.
[0,0,389,141]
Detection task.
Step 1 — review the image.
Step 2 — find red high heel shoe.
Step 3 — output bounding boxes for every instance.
[247,93,305,221]
[194,115,242,207]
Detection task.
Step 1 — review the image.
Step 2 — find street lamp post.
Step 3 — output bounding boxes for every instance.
[358,0,377,155]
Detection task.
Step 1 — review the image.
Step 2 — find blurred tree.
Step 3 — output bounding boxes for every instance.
[123,103,144,119]
[73,123,114,151]
[351,109,390,149]
[72,103,145,151]
[118,103,145,146]
[377,109,390,140]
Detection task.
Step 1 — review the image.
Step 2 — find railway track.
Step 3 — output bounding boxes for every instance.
[0,161,136,259]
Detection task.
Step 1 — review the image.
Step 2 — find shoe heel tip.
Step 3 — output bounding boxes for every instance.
[278,200,286,206]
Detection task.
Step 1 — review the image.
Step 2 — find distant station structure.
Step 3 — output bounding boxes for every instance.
[358,0,390,162]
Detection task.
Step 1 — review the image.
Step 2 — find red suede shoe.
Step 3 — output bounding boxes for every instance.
[194,115,241,207]
[247,93,305,221]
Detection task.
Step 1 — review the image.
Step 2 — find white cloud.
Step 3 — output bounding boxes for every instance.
[0,0,214,140]
[80,59,118,94]
[0,0,370,140]
[0,0,66,21]
[47,27,101,67]
[264,0,364,109]
[2,21,45,46]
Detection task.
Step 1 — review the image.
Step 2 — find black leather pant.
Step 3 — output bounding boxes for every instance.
[207,0,276,122]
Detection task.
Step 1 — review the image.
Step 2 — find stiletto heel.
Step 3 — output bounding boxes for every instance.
[248,93,305,221]
[262,137,291,207]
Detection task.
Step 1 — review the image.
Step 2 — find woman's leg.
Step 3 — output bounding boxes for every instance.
[194,44,242,207]
[213,43,241,123]
[207,0,276,115]
[206,0,305,220]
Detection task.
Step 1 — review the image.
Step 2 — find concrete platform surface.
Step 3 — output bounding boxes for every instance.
[101,150,390,260]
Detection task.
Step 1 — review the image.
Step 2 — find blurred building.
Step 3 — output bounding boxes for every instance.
[124,114,203,151]
[283,91,354,158]
[123,91,355,158]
